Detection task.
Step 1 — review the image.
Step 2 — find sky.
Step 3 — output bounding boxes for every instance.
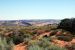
[0,0,75,20]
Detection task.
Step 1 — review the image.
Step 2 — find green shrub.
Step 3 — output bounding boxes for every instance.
[28,45,43,50]
[0,36,14,50]
[45,44,68,50]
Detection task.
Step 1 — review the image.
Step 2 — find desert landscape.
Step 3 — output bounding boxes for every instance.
[0,18,75,50]
[0,0,75,50]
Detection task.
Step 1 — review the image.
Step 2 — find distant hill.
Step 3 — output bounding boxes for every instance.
[0,20,32,26]
[0,19,60,26]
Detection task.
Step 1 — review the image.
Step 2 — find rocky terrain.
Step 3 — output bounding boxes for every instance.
[0,18,75,50]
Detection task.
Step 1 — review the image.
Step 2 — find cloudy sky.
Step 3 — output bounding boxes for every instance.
[0,0,75,20]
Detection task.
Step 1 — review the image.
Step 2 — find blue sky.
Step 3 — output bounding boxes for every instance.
[0,0,75,20]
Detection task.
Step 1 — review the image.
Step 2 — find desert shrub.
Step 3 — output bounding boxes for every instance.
[28,37,68,50]
[57,36,72,41]
[46,44,68,50]
[28,45,43,50]
[38,37,50,47]
[11,30,32,45]
[71,44,75,50]
[28,37,50,50]
[57,18,75,35]
[12,36,24,45]
[0,36,14,50]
